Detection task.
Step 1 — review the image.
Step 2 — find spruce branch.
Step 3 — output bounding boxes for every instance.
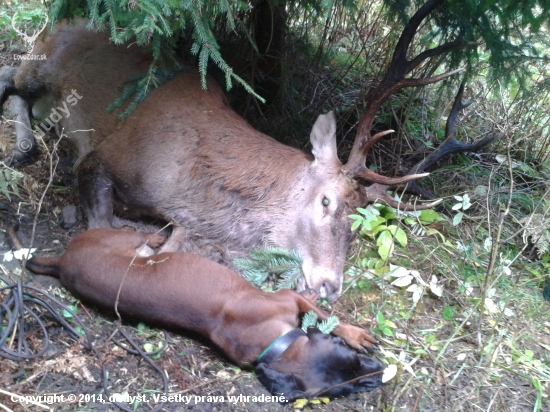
[301,311,318,331]
[233,247,303,291]
[300,311,339,334]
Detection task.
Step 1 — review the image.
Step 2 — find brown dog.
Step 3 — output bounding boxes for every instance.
[26,228,383,401]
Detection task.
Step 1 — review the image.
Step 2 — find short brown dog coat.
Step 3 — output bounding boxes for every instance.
[27,228,383,401]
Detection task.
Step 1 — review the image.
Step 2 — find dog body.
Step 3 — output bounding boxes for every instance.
[27,229,383,400]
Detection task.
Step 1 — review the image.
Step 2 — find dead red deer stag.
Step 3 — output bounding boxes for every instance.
[1,0,483,301]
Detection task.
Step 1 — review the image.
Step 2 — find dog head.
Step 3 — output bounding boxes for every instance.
[255,327,383,402]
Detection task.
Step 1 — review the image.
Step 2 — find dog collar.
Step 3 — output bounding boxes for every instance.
[256,328,306,365]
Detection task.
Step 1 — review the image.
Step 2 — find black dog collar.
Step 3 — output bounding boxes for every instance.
[256,328,306,365]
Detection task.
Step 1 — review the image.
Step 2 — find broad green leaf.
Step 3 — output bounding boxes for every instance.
[377,230,394,260]
[453,212,464,226]
[367,216,386,231]
[371,224,388,235]
[419,209,445,225]
[381,326,394,337]
[395,227,407,247]
[385,320,397,328]
[442,306,455,321]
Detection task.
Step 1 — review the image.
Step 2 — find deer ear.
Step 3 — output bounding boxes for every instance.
[310,111,338,165]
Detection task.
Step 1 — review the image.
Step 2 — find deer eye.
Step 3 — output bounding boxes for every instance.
[322,197,330,207]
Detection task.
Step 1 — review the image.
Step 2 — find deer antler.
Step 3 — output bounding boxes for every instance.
[11,12,49,51]
[342,0,476,210]
[394,81,503,199]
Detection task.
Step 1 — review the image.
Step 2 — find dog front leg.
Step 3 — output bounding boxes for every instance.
[292,293,377,352]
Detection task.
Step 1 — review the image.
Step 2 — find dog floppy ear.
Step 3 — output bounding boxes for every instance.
[255,363,305,402]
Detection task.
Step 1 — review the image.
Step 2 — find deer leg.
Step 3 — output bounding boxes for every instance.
[0,66,16,104]
[77,152,114,229]
[0,67,36,165]
[6,96,37,164]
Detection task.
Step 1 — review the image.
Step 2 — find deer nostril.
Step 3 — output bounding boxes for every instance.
[321,281,334,297]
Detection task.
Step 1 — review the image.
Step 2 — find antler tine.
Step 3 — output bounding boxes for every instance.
[365,183,442,211]
[343,0,474,188]
[391,82,502,199]
[355,169,429,186]
[358,129,395,158]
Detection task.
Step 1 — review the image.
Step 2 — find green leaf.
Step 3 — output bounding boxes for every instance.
[74,326,86,336]
[442,306,455,321]
[377,230,394,260]
[376,311,385,324]
[371,224,388,235]
[293,399,309,409]
[351,220,361,231]
[453,212,464,226]
[394,228,407,247]
[404,217,415,226]
[419,209,445,225]
[381,326,394,337]
[62,305,77,321]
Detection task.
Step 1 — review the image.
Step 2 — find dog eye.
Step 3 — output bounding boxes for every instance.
[322,197,330,207]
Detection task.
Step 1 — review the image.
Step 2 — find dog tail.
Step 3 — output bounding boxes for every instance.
[5,224,61,277]
[26,257,62,278]
[5,224,23,250]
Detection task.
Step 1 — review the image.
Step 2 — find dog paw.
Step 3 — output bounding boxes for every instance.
[334,324,378,352]
[146,234,166,248]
